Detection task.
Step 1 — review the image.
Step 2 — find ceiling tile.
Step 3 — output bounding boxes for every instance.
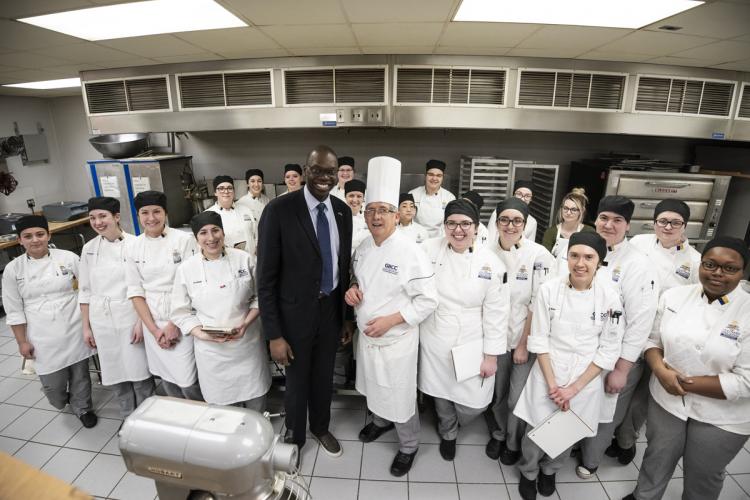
[434,46,510,56]
[102,57,163,69]
[711,58,750,72]
[438,22,539,47]
[0,51,75,69]
[153,54,224,64]
[175,27,281,53]
[46,63,106,75]
[353,23,444,47]
[223,0,347,25]
[506,47,585,59]
[597,31,718,56]
[99,35,208,58]
[289,47,362,56]
[643,1,750,40]
[645,56,718,68]
[672,40,750,63]
[0,0,91,19]
[261,24,356,49]
[577,50,654,63]
[39,42,139,63]
[0,20,82,51]
[0,65,23,73]
[733,34,750,43]
[516,26,630,53]
[217,49,290,60]
[342,0,456,23]
[361,46,435,54]
[0,68,72,84]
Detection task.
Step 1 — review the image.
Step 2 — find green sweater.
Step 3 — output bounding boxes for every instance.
[541,223,596,253]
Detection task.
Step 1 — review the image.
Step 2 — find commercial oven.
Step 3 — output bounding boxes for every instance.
[604,170,731,243]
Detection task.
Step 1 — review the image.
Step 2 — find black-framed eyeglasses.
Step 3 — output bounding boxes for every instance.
[216,186,234,192]
[701,260,742,275]
[655,218,684,229]
[498,216,525,227]
[308,167,336,177]
[561,206,580,214]
[445,221,474,230]
[514,192,532,201]
[364,207,395,216]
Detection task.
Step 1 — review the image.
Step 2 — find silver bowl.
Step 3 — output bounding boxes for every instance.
[89,133,148,159]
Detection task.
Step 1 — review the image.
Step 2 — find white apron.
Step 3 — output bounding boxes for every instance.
[81,235,149,385]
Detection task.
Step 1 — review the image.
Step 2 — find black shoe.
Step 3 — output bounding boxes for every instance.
[283,428,295,444]
[618,444,636,465]
[390,450,417,477]
[358,422,394,443]
[605,438,623,457]
[499,446,520,466]
[537,472,556,497]
[79,411,97,428]
[313,431,342,457]
[518,475,537,500]
[622,495,635,500]
[485,437,504,460]
[439,438,456,461]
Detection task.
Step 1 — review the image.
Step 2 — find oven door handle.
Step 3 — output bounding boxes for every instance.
[644,181,691,189]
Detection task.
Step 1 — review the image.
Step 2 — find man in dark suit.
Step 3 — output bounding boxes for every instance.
[257,145,353,459]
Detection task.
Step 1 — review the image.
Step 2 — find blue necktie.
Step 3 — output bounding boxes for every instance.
[317,203,333,294]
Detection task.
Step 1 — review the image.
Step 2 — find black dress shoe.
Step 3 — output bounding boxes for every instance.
[358,422,394,443]
[537,472,556,497]
[605,438,622,457]
[499,446,520,466]
[390,450,417,477]
[485,437,504,460]
[439,438,456,461]
[79,411,98,429]
[518,475,537,500]
[283,428,294,444]
[313,431,342,457]
[622,494,635,500]
[618,444,636,465]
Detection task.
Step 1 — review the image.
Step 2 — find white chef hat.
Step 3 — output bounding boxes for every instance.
[365,156,401,208]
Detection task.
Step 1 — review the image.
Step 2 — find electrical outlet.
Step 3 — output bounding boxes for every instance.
[351,108,365,122]
[368,108,383,123]
[336,109,346,123]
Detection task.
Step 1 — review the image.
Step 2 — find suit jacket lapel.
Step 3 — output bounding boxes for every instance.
[294,191,321,256]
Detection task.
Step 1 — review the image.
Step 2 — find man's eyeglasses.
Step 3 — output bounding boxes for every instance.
[364,207,395,216]
[216,186,234,192]
[445,221,474,231]
[498,216,525,227]
[308,167,336,177]
[701,260,742,275]
[514,192,532,201]
[655,218,684,229]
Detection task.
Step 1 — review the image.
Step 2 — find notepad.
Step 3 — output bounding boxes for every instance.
[451,338,484,383]
[527,409,594,459]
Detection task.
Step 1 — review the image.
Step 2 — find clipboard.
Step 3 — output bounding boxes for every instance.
[527,409,594,459]
[202,326,233,337]
[450,338,484,383]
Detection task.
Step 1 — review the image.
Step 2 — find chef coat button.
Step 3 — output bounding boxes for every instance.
[695,345,702,351]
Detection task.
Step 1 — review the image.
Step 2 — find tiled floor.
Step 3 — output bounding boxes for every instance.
[2,319,750,500]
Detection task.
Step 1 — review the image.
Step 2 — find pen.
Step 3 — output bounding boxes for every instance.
[481,376,484,388]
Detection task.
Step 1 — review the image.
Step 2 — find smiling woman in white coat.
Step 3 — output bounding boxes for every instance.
[171,211,271,409]
[514,232,624,500]
[2,215,97,428]
[626,237,750,500]
[206,175,258,254]
[79,197,154,418]
[419,199,509,462]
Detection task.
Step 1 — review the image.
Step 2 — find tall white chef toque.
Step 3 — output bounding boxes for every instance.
[365,156,401,208]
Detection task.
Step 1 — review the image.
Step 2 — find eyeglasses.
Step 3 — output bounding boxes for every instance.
[337,167,353,173]
[445,221,474,231]
[562,206,580,214]
[498,216,525,227]
[364,207,396,216]
[701,260,742,275]
[308,167,336,177]
[514,192,532,201]
[655,218,685,229]
[216,186,234,192]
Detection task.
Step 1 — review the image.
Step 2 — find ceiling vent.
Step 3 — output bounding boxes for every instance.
[736,83,750,120]
[177,70,273,110]
[634,75,736,118]
[283,66,387,105]
[394,66,507,106]
[516,69,627,111]
[84,75,171,115]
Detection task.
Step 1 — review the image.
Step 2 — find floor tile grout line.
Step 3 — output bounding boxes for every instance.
[56,445,99,488]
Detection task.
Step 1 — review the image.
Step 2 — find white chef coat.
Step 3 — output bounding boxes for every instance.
[487,211,538,245]
[397,221,429,244]
[126,227,198,387]
[647,284,750,435]
[2,249,93,376]
[330,184,347,201]
[206,203,257,254]
[171,248,271,405]
[79,233,150,385]
[476,222,489,247]
[514,276,625,433]
[550,223,586,275]
[629,234,700,292]
[418,238,509,408]
[353,230,439,422]
[409,185,456,238]
[351,212,370,254]
[490,238,556,349]
[236,193,269,223]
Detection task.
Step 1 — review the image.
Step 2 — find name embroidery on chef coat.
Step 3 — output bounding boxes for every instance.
[237,268,249,278]
[720,321,741,341]
[611,266,622,283]
[172,249,182,264]
[477,265,492,280]
[589,311,611,323]
[383,263,399,275]
[675,262,691,280]
[516,265,528,281]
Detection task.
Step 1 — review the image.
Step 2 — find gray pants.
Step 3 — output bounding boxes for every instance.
[372,412,420,454]
[434,397,485,441]
[488,351,536,451]
[38,358,92,417]
[232,394,266,413]
[110,378,156,418]
[633,395,748,500]
[161,379,204,401]
[616,364,651,449]
[581,358,645,469]
[518,431,573,480]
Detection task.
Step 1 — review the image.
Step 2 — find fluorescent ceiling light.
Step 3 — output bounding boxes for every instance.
[453,0,704,29]
[18,0,247,41]
[3,78,81,89]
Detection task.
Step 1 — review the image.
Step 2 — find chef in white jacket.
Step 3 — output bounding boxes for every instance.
[346,156,439,477]
[487,180,539,244]
[461,190,489,247]
[279,163,303,196]
[236,168,269,222]
[80,197,153,418]
[514,232,624,500]
[330,156,355,201]
[126,190,202,400]
[486,198,555,466]
[2,215,97,427]
[627,237,750,500]
[171,211,271,409]
[345,179,370,253]
[419,199,509,462]
[409,159,455,238]
[396,193,429,244]
[609,199,701,465]
[206,175,257,253]
[578,195,660,479]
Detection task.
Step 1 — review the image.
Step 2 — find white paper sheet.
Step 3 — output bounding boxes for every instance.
[100,176,120,197]
[131,176,151,196]
[527,409,594,459]
[450,338,484,382]
[664,345,710,377]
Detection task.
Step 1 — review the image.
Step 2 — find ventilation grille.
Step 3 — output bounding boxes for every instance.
[517,69,626,111]
[395,67,506,106]
[737,83,750,120]
[635,76,735,117]
[283,66,386,105]
[85,76,170,115]
[177,70,273,109]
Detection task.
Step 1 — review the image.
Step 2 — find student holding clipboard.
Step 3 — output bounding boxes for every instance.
[513,232,624,500]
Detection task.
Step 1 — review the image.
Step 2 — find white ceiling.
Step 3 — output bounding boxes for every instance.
[1,0,749,96]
